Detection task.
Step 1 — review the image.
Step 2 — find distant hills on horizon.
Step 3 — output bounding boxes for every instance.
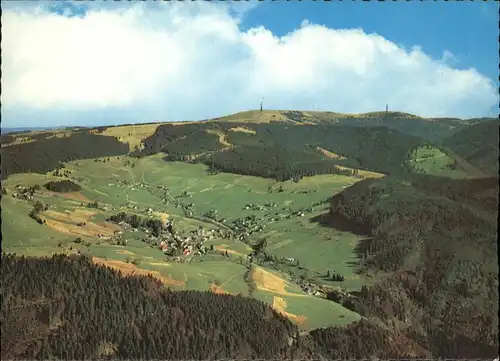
[1,126,89,134]
[1,109,496,134]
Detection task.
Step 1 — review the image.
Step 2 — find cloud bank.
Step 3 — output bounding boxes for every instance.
[1,1,498,127]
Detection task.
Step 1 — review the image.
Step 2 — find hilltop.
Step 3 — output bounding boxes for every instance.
[3,109,487,182]
[214,109,423,124]
[2,108,488,153]
[211,109,475,142]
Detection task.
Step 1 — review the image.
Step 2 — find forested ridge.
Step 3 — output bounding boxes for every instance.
[2,115,494,181]
[1,254,299,360]
[328,174,499,358]
[275,110,473,142]
[2,253,425,360]
[211,110,477,142]
[138,121,424,180]
[1,132,129,179]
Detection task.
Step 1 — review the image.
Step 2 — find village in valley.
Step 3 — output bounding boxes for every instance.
[8,164,355,307]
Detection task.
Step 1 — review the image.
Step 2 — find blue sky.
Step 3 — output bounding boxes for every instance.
[1,0,498,128]
[242,1,499,83]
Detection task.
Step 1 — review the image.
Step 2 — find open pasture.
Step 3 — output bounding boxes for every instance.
[101,123,166,151]
[408,145,468,178]
[253,289,361,330]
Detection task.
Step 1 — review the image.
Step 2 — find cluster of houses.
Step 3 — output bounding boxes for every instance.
[125,216,231,260]
[229,204,317,237]
[98,179,356,303]
[287,273,341,299]
[12,184,39,200]
[242,202,278,211]
[105,180,332,275]
[153,226,221,257]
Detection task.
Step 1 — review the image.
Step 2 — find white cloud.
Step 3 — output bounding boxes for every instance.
[1,1,498,127]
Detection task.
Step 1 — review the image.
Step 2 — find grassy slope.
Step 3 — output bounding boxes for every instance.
[2,112,497,358]
[406,145,469,178]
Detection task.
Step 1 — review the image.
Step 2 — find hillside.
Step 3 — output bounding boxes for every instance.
[0,253,300,360]
[2,110,491,181]
[1,253,432,360]
[138,121,424,180]
[213,109,473,142]
[328,174,499,358]
[442,119,499,176]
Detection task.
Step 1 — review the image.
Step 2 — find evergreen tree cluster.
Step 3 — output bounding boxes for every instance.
[108,212,163,237]
[28,201,49,224]
[44,180,82,193]
[326,270,344,282]
[162,131,227,155]
[0,254,299,360]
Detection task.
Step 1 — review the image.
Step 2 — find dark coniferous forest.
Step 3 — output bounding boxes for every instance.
[1,253,424,360]
[138,121,424,181]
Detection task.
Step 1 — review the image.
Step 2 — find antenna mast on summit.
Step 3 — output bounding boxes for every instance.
[260,97,264,112]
